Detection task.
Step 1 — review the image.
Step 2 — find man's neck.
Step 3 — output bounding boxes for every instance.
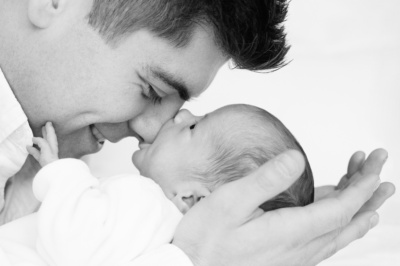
[0,0,42,131]
[0,46,43,138]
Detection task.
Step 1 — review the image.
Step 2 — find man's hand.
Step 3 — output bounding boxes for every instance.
[315,149,395,212]
[173,149,395,266]
[27,122,59,167]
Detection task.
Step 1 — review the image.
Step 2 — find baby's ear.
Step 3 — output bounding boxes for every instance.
[173,194,195,214]
[173,188,210,214]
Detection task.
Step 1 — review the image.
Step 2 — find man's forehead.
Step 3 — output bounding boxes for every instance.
[133,26,227,100]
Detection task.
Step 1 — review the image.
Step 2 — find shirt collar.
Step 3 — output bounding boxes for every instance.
[0,67,35,218]
[0,67,33,141]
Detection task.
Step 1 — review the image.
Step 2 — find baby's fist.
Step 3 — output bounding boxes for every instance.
[27,122,59,167]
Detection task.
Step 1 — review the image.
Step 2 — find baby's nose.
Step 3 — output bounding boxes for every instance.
[174,109,196,124]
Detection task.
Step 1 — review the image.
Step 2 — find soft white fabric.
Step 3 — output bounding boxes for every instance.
[0,159,193,266]
[0,68,34,224]
[0,213,46,266]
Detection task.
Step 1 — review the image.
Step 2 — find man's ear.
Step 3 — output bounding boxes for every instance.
[28,0,66,28]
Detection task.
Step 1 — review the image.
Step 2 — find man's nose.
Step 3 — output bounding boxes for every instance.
[129,96,184,144]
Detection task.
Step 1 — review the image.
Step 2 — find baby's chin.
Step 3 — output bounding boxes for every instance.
[132,148,141,162]
[131,149,149,176]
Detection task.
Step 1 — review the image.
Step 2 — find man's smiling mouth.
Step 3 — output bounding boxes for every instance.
[90,124,106,145]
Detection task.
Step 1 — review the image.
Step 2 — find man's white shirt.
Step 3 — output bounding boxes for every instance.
[0,68,34,224]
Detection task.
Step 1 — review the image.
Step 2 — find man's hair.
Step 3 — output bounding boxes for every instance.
[194,104,314,211]
[87,0,290,71]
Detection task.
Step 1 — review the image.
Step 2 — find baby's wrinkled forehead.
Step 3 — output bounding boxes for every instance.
[209,105,247,121]
[205,105,261,139]
[207,104,281,145]
[210,105,259,125]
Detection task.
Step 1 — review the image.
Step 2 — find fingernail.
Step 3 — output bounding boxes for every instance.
[370,214,379,229]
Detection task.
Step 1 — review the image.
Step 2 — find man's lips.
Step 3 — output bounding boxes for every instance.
[90,125,106,145]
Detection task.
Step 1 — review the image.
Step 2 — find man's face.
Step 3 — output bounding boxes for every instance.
[19,3,226,158]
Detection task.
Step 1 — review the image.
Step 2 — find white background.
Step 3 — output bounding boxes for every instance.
[87,1,400,265]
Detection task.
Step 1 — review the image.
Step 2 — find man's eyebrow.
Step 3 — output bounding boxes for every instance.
[150,67,190,101]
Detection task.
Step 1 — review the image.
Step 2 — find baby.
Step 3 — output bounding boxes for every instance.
[131,104,314,213]
[0,104,314,266]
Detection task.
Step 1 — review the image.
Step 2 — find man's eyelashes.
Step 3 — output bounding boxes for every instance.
[141,84,163,105]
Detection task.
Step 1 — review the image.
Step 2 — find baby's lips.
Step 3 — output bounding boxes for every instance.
[138,142,151,150]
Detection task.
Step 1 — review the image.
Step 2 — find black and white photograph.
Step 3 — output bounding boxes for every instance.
[0,1,399,265]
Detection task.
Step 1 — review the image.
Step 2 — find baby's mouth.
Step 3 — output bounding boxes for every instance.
[90,124,106,145]
[138,142,151,150]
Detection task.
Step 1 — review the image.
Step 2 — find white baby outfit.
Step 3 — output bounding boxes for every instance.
[0,159,191,266]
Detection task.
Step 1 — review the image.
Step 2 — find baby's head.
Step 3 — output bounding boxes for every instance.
[132,104,314,213]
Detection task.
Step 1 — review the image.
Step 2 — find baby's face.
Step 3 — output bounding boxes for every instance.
[132,106,233,213]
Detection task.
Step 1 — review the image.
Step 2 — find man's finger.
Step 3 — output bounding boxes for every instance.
[360,182,396,212]
[306,211,378,266]
[360,148,388,175]
[347,151,365,178]
[215,149,305,217]
[336,175,350,190]
[270,173,379,244]
[314,185,336,201]
[338,149,387,191]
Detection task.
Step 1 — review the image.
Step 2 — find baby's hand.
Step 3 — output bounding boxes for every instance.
[27,122,59,167]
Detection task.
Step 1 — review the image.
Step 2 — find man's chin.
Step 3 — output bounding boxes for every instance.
[58,147,100,159]
[58,143,103,159]
[57,127,104,158]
